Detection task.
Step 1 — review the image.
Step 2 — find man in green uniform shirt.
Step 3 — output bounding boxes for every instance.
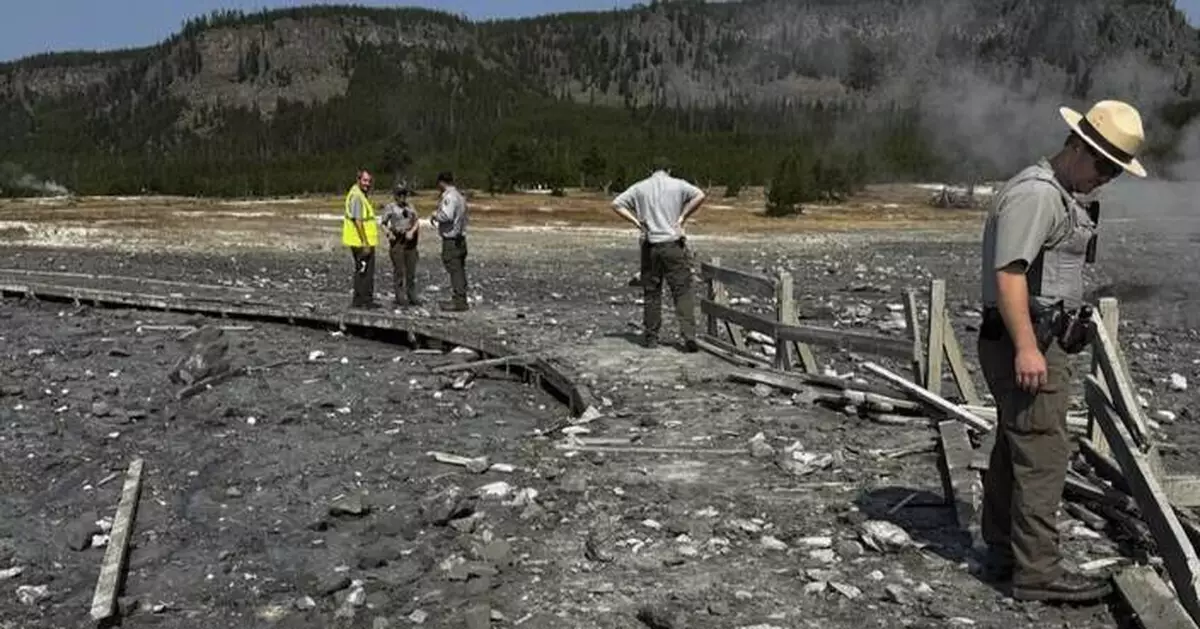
[976,100,1146,603]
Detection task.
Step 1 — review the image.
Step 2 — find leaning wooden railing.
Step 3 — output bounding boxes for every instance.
[699,257,920,375]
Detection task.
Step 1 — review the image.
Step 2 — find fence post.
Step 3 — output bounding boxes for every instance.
[903,289,925,384]
[706,257,721,338]
[1089,297,1119,458]
[775,271,794,370]
[926,279,947,395]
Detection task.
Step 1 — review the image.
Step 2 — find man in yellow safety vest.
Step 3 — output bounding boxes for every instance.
[343,169,381,309]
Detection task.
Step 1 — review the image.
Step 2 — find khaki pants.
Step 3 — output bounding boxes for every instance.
[389,237,419,303]
[977,333,1073,587]
[642,239,696,342]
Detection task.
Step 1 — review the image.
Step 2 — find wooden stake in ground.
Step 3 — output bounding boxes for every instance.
[925,279,946,394]
[902,289,925,384]
[90,458,145,622]
[1088,297,1119,457]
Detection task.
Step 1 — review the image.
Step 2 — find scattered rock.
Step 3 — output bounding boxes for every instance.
[835,540,864,557]
[1170,373,1188,392]
[312,572,351,597]
[421,486,476,526]
[329,493,369,517]
[16,584,49,605]
[63,513,100,551]
[408,609,428,624]
[707,601,729,616]
[860,520,920,552]
[0,566,23,581]
[760,535,788,551]
[1153,409,1177,423]
[747,432,775,458]
[464,604,491,629]
[636,605,682,629]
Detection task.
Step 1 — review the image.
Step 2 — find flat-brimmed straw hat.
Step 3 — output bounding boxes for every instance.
[1059,100,1147,178]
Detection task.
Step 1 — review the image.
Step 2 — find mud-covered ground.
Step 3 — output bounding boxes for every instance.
[1,194,1198,629]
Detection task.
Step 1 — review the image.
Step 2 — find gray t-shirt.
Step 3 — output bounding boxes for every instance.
[612,170,704,244]
[979,158,1073,308]
[348,194,364,220]
[433,186,468,238]
[380,201,417,236]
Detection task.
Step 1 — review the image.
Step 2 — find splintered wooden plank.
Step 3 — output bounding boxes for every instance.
[1088,298,1119,457]
[699,262,777,300]
[1166,477,1200,509]
[774,271,795,371]
[90,458,145,622]
[1114,565,1199,629]
[1091,308,1151,447]
[940,309,982,406]
[1086,376,1200,624]
[925,280,946,394]
[699,299,776,338]
[774,324,913,360]
[902,289,925,384]
[938,420,981,533]
[862,362,993,434]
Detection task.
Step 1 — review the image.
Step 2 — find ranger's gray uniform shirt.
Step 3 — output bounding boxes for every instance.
[980,158,1095,310]
[612,170,703,244]
[380,201,417,236]
[434,186,468,238]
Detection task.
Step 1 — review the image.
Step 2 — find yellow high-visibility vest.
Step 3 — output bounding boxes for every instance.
[342,184,378,247]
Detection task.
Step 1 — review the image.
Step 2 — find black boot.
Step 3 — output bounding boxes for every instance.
[1011,571,1112,603]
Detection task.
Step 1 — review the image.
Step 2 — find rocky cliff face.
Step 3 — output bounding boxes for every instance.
[1,0,1197,195]
[4,0,1195,119]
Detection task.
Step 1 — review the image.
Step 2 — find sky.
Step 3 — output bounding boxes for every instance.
[1,0,1199,62]
[0,0,640,62]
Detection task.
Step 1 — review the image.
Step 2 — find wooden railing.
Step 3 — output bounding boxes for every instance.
[698,259,977,401]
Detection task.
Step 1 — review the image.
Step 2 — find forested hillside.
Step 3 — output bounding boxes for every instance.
[1,0,1198,197]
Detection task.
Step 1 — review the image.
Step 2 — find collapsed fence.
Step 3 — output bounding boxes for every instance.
[698,257,1200,628]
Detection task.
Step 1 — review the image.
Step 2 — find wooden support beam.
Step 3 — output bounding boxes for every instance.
[861,362,993,434]
[775,323,914,360]
[725,366,905,399]
[699,298,777,337]
[430,353,536,374]
[902,289,925,384]
[1091,307,1152,448]
[695,334,771,367]
[940,308,981,406]
[937,420,982,537]
[554,444,746,456]
[774,270,817,374]
[774,271,795,371]
[925,279,947,394]
[1085,375,1200,624]
[1114,565,1200,629]
[1089,297,1119,458]
[90,458,145,622]
[699,262,777,300]
[706,258,748,351]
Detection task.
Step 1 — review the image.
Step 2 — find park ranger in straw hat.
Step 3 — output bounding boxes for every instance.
[975,99,1146,603]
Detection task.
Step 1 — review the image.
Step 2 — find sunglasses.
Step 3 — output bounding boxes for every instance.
[1084,143,1123,179]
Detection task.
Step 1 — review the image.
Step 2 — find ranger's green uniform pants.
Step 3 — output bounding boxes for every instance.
[977,330,1073,588]
[440,236,468,307]
[642,239,696,343]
